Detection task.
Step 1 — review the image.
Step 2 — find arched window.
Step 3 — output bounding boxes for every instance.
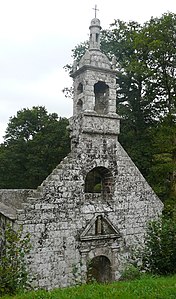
[85,166,113,194]
[94,81,109,114]
[77,83,83,94]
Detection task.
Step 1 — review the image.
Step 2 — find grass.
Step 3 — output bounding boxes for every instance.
[1,275,176,299]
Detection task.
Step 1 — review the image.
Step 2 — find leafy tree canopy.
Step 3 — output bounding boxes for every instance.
[0,106,70,189]
[141,216,176,275]
[4,106,58,143]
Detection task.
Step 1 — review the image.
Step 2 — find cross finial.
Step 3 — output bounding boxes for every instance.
[92,4,99,18]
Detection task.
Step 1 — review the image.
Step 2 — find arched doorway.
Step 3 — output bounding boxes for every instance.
[87,255,112,283]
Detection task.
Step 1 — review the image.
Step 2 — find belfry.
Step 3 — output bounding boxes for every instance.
[0,14,163,289]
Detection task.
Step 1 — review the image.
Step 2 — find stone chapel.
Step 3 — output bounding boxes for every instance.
[0,16,163,289]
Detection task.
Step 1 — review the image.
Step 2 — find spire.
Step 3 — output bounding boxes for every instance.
[89,5,101,50]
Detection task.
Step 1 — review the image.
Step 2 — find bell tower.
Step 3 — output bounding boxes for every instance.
[69,15,120,148]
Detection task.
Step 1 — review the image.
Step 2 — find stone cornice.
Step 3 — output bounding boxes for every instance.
[70,64,117,78]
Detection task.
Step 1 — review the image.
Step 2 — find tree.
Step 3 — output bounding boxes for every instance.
[100,14,175,176]
[141,217,176,275]
[143,14,176,119]
[101,13,176,122]
[0,106,70,188]
[148,115,176,208]
[4,106,57,143]
[0,224,31,295]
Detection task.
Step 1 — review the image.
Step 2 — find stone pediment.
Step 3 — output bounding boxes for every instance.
[80,214,120,241]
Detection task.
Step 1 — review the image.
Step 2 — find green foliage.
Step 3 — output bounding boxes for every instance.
[72,262,84,285]
[1,275,176,299]
[4,106,52,143]
[101,13,176,122]
[120,264,141,281]
[141,217,176,275]
[148,116,176,201]
[163,197,176,220]
[101,14,176,190]
[0,106,70,188]
[93,183,102,193]
[0,224,31,296]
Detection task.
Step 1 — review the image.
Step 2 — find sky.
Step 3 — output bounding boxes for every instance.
[0,0,175,143]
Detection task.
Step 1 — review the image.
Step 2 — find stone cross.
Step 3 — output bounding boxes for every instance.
[93,4,99,18]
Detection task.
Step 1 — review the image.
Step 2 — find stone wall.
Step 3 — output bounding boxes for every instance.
[14,135,163,289]
[0,189,35,209]
[0,189,37,259]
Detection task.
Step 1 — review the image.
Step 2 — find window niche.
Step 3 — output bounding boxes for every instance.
[77,83,83,95]
[85,166,113,195]
[77,99,83,112]
[96,33,99,42]
[94,81,109,115]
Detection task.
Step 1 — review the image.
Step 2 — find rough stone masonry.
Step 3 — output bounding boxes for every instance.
[0,16,163,289]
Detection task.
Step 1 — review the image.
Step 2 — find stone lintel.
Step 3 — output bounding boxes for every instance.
[80,234,120,241]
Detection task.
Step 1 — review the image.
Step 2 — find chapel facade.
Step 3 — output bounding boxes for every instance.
[0,16,163,289]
